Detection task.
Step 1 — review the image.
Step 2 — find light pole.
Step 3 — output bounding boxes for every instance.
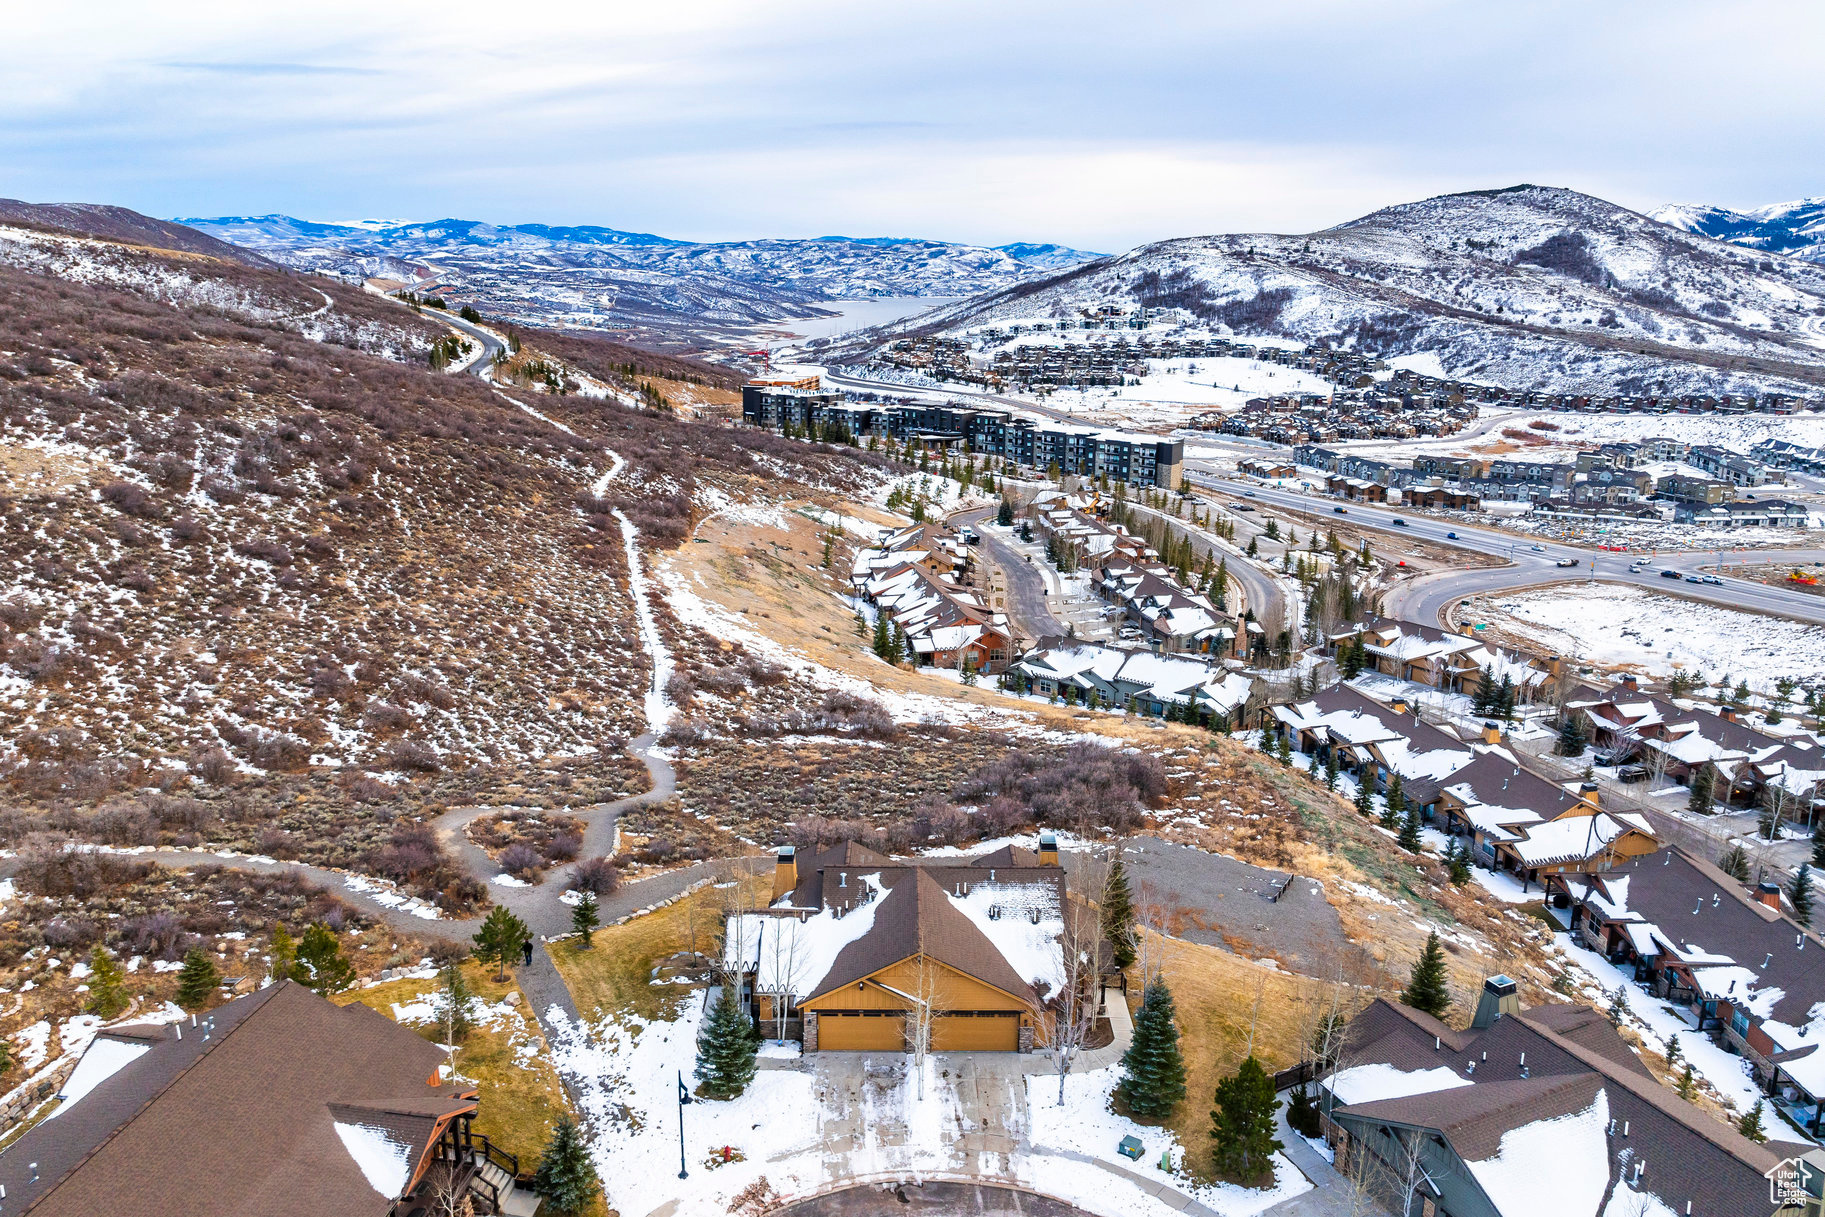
[676,1070,692,1180]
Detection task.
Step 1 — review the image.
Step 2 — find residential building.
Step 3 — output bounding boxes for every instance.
[1012,639,1253,721]
[0,981,534,1217]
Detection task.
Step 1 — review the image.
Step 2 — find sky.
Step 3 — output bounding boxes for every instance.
[4,0,1822,252]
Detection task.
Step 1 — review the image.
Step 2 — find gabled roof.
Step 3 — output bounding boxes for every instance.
[806,868,1038,1003]
[4,981,462,1217]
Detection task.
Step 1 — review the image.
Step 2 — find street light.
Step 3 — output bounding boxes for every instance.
[676,1070,693,1179]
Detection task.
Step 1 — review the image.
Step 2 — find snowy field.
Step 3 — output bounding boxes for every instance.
[1464,584,1825,690]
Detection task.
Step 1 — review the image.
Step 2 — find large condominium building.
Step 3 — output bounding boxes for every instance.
[740,376,1184,489]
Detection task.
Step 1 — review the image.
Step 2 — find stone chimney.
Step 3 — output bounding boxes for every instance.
[771,846,798,903]
[1038,831,1060,867]
[1471,974,1521,1030]
[1756,880,1783,910]
[1481,721,1503,745]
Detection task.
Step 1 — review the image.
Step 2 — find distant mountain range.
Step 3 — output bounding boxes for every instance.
[1650,198,1825,262]
[173,213,1106,344]
[901,184,1825,398]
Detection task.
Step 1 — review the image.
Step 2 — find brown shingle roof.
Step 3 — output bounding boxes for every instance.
[8,981,462,1217]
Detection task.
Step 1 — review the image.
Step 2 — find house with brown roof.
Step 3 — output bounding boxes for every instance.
[1319,978,1804,1217]
[0,980,535,1217]
[724,838,1071,1053]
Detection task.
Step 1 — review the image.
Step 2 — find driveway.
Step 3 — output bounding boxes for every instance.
[776,1181,1096,1215]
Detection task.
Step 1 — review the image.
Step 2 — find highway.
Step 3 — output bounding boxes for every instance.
[1183,465,1825,628]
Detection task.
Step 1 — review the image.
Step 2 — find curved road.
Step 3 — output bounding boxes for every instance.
[951,507,1066,641]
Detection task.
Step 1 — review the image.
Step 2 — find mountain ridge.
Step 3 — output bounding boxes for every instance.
[1649,197,1825,263]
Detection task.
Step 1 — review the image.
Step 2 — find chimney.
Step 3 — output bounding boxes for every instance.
[1619,674,1639,691]
[771,846,798,903]
[1579,782,1600,809]
[1392,698,1410,715]
[1472,974,1521,1030]
[1719,706,1738,723]
[1037,831,1060,867]
[1481,721,1503,745]
[1755,880,1782,910]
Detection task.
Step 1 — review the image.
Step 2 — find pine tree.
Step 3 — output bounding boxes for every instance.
[1814,834,1825,869]
[1556,713,1587,758]
[1447,840,1472,886]
[1737,1099,1768,1143]
[1119,976,1188,1118]
[1399,804,1423,853]
[1687,764,1717,816]
[1354,773,1376,818]
[1209,1056,1283,1186]
[474,906,530,983]
[1379,773,1404,830]
[1718,844,1752,882]
[532,1114,601,1215]
[1788,864,1814,928]
[871,612,890,658]
[572,892,600,948]
[435,962,475,1045]
[1676,1062,1697,1100]
[1102,859,1138,971]
[1322,751,1340,791]
[269,923,298,984]
[176,946,219,1010]
[695,982,759,1099]
[1401,932,1451,1018]
[84,946,129,1019]
[296,923,356,994]
[997,499,1014,527]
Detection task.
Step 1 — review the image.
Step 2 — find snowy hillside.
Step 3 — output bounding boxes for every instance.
[176,214,1104,342]
[910,185,1825,397]
[1650,197,1825,263]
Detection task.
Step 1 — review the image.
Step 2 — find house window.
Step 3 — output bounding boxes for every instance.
[1731,1009,1749,1037]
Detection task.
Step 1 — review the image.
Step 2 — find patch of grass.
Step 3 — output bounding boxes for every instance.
[549,878,763,1023]
[1139,932,1354,1184]
[334,962,598,1212]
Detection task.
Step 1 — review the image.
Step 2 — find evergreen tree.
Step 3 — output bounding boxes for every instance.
[1496,674,1518,721]
[1102,859,1138,971]
[1676,1062,1697,1100]
[1119,976,1188,1118]
[269,923,297,983]
[1322,751,1340,791]
[474,906,530,982]
[1401,931,1451,1018]
[1447,840,1472,886]
[1718,844,1752,883]
[532,1115,601,1215]
[84,946,129,1019]
[435,962,475,1045]
[1814,834,1825,870]
[296,923,356,994]
[871,612,890,658]
[1789,864,1814,928]
[1379,773,1404,830]
[997,499,1015,527]
[1398,804,1423,853]
[572,892,600,947]
[0,1036,9,1078]
[1556,712,1588,758]
[176,946,219,1010]
[1354,773,1376,818]
[1209,1056,1283,1186]
[1736,1099,1768,1143]
[1687,764,1717,816]
[1286,1083,1322,1137]
[695,982,760,1099]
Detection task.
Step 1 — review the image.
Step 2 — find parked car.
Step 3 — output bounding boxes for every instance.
[1557,558,1580,567]
[1392,518,1407,527]
[1660,569,1682,579]
[1333,506,1348,514]
[1233,504,1256,512]
[1617,765,1650,783]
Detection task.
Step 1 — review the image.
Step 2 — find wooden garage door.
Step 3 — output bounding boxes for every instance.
[932,1012,1019,1052]
[817,1013,905,1052]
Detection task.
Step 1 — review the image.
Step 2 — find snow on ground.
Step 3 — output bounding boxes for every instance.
[1027,1066,1313,1217]
[340,872,444,920]
[1466,583,1825,690]
[1549,932,1762,1114]
[1470,866,1543,904]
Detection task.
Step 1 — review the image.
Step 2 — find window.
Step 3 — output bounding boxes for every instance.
[1731,1009,1750,1037]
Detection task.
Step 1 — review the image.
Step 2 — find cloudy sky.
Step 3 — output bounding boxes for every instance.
[5,0,1821,251]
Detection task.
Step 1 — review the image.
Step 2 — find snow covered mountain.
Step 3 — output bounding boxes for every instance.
[174,214,1104,343]
[908,185,1825,397]
[1650,198,1825,263]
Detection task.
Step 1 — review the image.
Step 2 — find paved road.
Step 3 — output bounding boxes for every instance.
[775,1182,1095,1215]
[1184,467,1825,627]
[1124,500,1286,631]
[952,507,1067,642]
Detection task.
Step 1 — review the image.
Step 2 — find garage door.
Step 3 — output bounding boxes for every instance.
[817,1013,905,1052]
[932,1013,1019,1052]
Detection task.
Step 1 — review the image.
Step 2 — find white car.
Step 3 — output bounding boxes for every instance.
[1529,544,1546,552]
